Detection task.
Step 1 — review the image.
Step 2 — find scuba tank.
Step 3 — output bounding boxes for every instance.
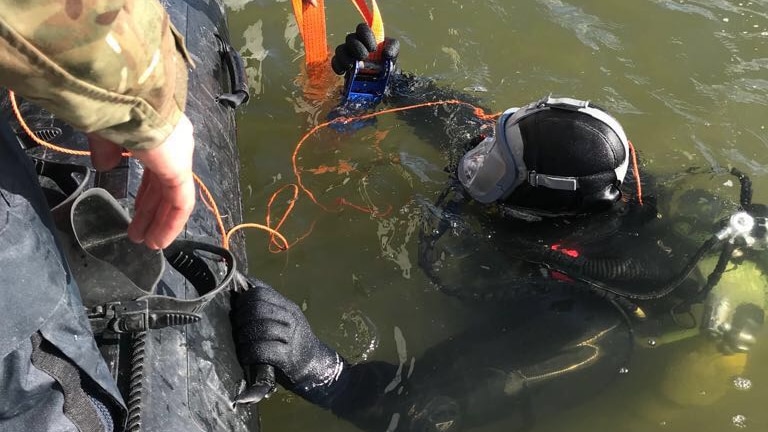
[1,0,257,430]
[700,256,766,354]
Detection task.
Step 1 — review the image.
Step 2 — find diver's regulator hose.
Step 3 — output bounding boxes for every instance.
[538,233,724,301]
[538,168,765,302]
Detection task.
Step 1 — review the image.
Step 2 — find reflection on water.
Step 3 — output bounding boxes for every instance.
[224,0,768,431]
[536,0,623,51]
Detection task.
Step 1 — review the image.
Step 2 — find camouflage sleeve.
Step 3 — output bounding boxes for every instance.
[0,0,194,151]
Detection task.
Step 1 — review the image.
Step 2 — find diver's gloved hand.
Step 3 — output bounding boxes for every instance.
[231,276,348,406]
[331,23,400,75]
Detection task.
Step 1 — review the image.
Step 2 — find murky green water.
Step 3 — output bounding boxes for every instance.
[222,1,768,431]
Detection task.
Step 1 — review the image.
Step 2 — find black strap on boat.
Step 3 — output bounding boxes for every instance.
[216,34,250,109]
[71,188,236,334]
[86,239,236,334]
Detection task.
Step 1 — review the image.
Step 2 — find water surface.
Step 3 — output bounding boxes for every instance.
[223,1,768,430]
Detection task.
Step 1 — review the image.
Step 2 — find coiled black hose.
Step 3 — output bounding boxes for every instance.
[420,168,760,310]
[516,168,761,300]
[125,331,147,432]
[535,234,723,300]
[581,256,661,281]
[731,167,753,209]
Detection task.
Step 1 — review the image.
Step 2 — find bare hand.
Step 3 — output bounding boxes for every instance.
[88,114,196,250]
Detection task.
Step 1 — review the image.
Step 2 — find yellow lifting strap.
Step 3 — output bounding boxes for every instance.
[291,0,386,68]
[350,0,386,45]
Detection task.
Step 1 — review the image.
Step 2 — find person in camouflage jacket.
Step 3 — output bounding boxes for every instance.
[0,0,196,250]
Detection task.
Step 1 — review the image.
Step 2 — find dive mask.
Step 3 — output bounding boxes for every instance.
[458,96,631,204]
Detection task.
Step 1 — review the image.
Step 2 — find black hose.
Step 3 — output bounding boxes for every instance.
[418,193,722,303]
[125,331,147,432]
[420,167,753,307]
[669,241,736,329]
[731,167,753,208]
[523,168,758,298]
[699,242,736,300]
[535,234,724,300]
[581,257,661,281]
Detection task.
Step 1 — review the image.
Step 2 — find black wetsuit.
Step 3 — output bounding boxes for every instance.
[313,295,631,432]
[291,74,739,432]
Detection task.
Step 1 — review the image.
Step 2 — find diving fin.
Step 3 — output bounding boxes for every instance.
[69,188,164,308]
[70,187,237,333]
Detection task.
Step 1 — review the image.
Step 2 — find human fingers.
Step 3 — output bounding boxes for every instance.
[127,170,162,246]
[87,133,124,171]
[133,165,152,215]
[141,173,195,249]
[129,114,195,249]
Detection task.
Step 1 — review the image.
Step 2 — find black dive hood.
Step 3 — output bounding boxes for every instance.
[458,97,630,216]
[2,0,257,430]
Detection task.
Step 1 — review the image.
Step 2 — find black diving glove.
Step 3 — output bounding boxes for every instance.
[231,276,348,407]
[331,23,400,75]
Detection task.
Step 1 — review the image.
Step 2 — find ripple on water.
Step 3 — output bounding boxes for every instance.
[536,0,622,51]
[733,376,752,391]
[648,0,718,20]
[338,309,380,362]
[732,414,748,428]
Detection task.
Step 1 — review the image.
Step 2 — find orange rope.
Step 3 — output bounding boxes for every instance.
[628,140,643,206]
[192,173,228,244]
[290,99,501,214]
[9,89,289,252]
[337,198,392,217]
[10,89,503,255]
[198,187,216,212]
[9,90,131,158]
[179,100,496,250]
[265,183,300,250]
[225,223,289,251]
[267,221,315,254]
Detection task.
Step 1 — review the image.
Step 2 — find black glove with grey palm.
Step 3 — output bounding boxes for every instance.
[331,23,400,75]
[230,276,349,407]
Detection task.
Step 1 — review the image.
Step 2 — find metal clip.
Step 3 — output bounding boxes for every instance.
[86,300,149,334]
[108,300,150,333]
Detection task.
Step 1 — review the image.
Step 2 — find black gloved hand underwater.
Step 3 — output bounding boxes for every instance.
[331,23,400,75]
[231,276,348,406]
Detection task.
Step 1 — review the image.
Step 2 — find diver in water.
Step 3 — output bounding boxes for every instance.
[231,24,768,432]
